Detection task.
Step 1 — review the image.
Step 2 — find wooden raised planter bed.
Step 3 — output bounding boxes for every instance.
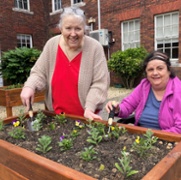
[0,87,45,117]
[1,111,181,180]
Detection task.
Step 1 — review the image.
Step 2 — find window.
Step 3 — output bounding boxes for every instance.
[121,19,140,51]
[52,0,61,12]
[17,34,32,48]
[155,12,179,63]
[74,0,83,4]
[71,0,85,6]
[14,0,29,11]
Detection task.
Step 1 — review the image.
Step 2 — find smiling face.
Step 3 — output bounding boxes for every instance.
[60,15,85,50]
[145,59,170,90]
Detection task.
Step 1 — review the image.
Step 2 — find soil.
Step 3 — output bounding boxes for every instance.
[0,113,175,180]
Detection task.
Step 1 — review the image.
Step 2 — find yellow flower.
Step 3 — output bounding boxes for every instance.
[79,125,83,128]
[13,121,20,127]
[75,121,80,126]
[111,126,115,131]
[73,130,77,133]
[135,136,140,144]
[123,146,126,151]
[98,164,105,171]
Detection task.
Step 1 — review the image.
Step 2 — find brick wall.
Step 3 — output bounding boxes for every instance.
[0,0,50,52]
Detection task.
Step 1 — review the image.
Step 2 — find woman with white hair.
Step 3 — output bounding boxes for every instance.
[20,6,110,120]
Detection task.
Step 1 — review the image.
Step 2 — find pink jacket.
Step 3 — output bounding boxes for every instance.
[118,77,181,134]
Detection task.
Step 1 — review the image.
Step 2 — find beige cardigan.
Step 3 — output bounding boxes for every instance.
[24,35,110,113]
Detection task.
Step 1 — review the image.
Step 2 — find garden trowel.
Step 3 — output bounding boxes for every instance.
[27,100,35,131]
[107,101,116,134]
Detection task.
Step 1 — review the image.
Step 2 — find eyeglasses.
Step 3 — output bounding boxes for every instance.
[62,7,85,16]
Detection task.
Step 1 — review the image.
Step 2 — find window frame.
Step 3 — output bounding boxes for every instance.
[52,0,62,13]
[121,19,140,51]
[14,0,30,11]
[71,0,85,7]
[17,34,33,48]
[154,11,179,64]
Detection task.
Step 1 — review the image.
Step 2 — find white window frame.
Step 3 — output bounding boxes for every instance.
[52,0,62,13]
[71,0,85,7]
[121,19,140,51]
[17,34,33,48]
[155,12,179,64]
[14,0,30,11]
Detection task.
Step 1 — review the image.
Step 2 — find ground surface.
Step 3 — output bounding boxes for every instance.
[0,114,175,180]
[0,87,133,120]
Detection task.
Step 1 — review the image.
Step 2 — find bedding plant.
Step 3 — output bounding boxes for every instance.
[0,110,175,180]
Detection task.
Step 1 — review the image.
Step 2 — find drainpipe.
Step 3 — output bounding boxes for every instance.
[97,0,101,30]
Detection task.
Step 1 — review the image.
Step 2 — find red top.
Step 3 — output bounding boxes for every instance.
[51,46,84,116]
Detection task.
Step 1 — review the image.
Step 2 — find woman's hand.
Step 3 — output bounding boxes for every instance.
[84,108,102,120]
[105,101,120,114]
[20,87,35,110]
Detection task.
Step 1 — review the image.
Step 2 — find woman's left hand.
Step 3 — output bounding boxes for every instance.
[84,109,102,120]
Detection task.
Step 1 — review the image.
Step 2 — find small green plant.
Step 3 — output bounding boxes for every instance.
[115,150,139,178]
[17,109,26,125]
[86,127,103,145]
[36,135,52,153]
[48,122,56,130]
[8,127,25,139]
[36,110,47,121]
[0,120,4,131]
[58,135,73,151]
[132,129,158,157]
[32,110,46,131]
[70,129,80,138]
[54,113,67,124]
[110,125,126,139]
[80,146,98,161]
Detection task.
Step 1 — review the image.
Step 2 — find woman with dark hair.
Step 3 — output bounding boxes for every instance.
[105,50,181,134]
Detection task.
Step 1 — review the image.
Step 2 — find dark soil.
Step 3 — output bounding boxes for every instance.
[0,113,175,180]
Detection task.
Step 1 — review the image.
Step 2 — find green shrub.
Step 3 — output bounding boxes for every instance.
[108,47,148,89]
[0,47,41,85]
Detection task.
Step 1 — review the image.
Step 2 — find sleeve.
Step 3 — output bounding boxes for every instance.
[118,80,145,118]
[84,44,110,112]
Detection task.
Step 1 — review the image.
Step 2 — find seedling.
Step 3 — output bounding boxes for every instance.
[36,135,52,153]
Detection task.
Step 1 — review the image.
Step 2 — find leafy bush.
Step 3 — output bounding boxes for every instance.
[108,47,148,89]
[0,47,41,85]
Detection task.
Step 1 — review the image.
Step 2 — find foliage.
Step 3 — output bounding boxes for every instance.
[86,126,103,145]
[8,127,25,139]
[115,150,139,178]
[36,135,52,153]
[3,83,22,89]
[108,47,148,88]
[80,146,98,161]
[0,47,41,85]
[54,113,67,124]
[0,120,4,131]
[132,129,158,157]
[110,125,126,139]
[58,135,73,151]
[17,109,26,125]
[31,110,47,131]
[48,122,56,130]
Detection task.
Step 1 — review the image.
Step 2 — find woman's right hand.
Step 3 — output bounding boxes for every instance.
[20,87,35,110]
[105,101,119,114]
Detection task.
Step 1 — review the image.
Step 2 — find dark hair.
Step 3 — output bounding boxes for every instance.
[143,50,175,78]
